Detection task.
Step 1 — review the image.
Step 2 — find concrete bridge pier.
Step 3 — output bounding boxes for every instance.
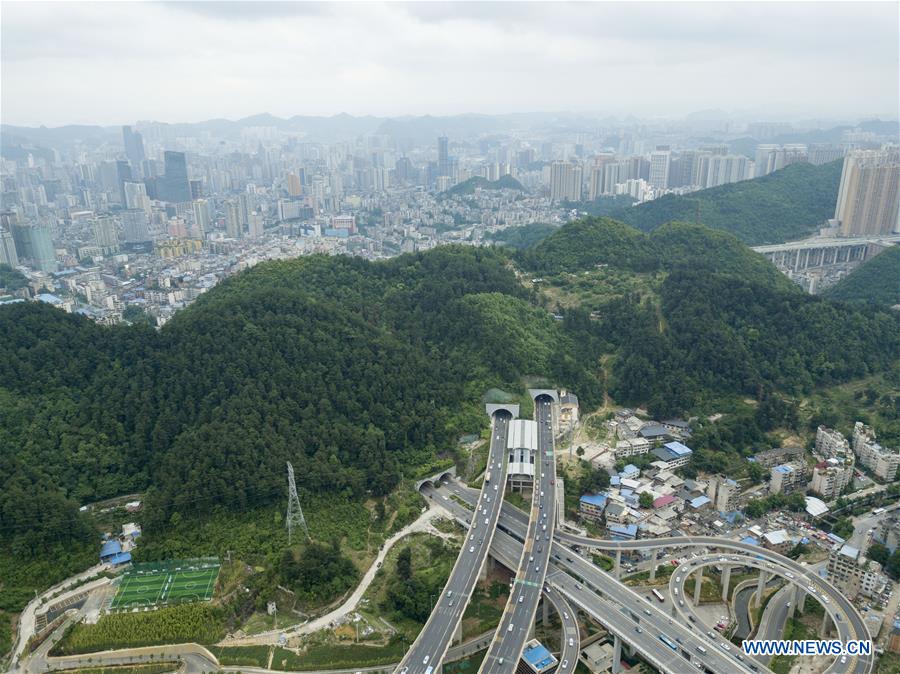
[612,634,622,674]
[794,586,805,616]
[693,567,703,606]
[454,622,463,645]
[754,571,767,608]
[649,548,659,581]
[615,549,622,579]
[542,598,550,626]
[721,565,732,602]
[820,611,832,638]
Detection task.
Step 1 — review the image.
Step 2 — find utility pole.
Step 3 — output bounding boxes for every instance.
[286,462,310,545]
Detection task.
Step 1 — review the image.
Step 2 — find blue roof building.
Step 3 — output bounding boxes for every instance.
[522,639,557,673]
[579,493,608,524]
[608,523,638,540]
[620,464,640,479]
[741,535,760,546]
[689,495,711,510]
[100,539,122,561]
[109,551,132,566]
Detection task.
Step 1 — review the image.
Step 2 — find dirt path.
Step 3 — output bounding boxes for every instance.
[219,507,448,646]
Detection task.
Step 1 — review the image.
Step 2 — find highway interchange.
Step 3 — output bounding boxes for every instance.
[399,397,874,674]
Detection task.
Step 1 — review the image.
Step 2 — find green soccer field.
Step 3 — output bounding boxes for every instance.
[110,560,220,610]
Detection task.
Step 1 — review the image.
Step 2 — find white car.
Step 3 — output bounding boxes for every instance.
[469,546,475,553]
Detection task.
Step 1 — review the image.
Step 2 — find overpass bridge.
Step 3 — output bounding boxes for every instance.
[752,234,898,272]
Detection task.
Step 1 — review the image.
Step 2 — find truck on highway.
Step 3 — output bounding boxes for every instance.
[485,471,491,483]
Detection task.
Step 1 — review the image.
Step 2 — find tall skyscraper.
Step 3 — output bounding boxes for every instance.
[192,199,210,237]
[549,160,583,202]
[648,151,671,189]
[122,126,145,166]
[225,200,243,238]
[437,136,450,177]
[705,155,752,188]
[124,181,151,213]
[834,147,900,237]
[12,222,57,272]
[0,227,18,267]
[161,151,191,203]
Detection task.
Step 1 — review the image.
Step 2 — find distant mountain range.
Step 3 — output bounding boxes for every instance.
[3,113,896,155]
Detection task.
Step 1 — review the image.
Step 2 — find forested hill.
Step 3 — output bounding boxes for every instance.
[515,217,899,417]
[0,247,603,594]
[609,160,843,245]
[823,245,900,307]
[517,217,794,290]
[444,174,525,195]
[3,238,899,612]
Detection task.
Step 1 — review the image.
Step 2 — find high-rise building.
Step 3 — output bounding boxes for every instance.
[705,155,753,188]
[286,173,303,197]
[122,125,145,166]
[852,422,899,481]
[12,222,57,272]
[192,199,211,237]
[161,151,191,203]
[121,209,150,243]
[437,136,450,177]
[247,212,264,238]
[92,215,119,253]
[224,200,243,238]
[549,160,582,202]
[810,458,853,500]
[815,426,851,459]
[648,151,671,189]
[189,179,203,200]
[0,227,18,267]
[706,475,741,512]
[834,147,900,237]
[755,144,808,177]
[124,181,151,214]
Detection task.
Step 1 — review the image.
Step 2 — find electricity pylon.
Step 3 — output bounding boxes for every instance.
[286,462,310,544]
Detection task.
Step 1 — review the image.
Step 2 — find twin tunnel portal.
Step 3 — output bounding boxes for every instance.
[397,391,872,674]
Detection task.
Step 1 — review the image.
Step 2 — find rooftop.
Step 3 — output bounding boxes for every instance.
[580,493,608,507]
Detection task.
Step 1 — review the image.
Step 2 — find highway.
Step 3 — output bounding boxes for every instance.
[394,410,511,674]
[754,584,792,665]
[667,553,870,674]
[555,529,872,673]
[437,482,769,674]
[479,395,557,673]
[542,584,579,672]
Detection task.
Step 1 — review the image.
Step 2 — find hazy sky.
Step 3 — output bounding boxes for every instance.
[2,1,898,127]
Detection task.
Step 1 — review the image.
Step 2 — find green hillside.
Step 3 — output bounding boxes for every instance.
[485,223,557,250]
[610,160,843,245]
[517,217,792,290]
[2,236,898,618]
[516,217,658,273]
[824,246,900,307]
[0,246,602,611]
[444,174,525,195]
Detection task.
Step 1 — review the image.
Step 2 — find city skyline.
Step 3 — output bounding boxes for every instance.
[2,1,898,127]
